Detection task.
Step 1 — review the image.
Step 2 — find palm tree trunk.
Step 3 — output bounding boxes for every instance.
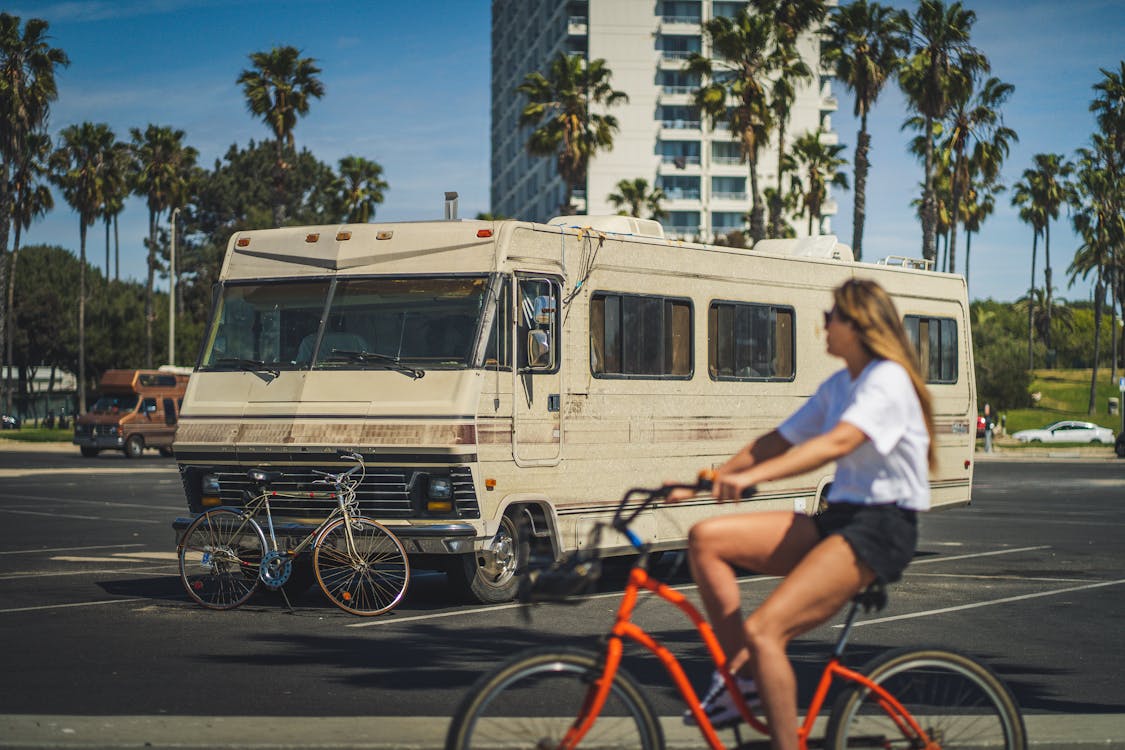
[921,115,936,262]
[948,152,964,275]
[964,229,973,293]
[1044,220,1053,360]
[4,223,21,416]
[114,214,120,282]
[78,221,88,414]
[105,219,111,278]
[772,120,787,239]
[749,155,765,243]
[145,210,156,369]
[1089,276,1103,415]
[1028,230,1038,370]
[852,118,870,262]
[0,163,10,394]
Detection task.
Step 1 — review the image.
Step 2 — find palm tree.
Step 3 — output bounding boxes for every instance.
[1023,153,1073,360]
[4,130,52,413]
[687,8,775,242]
[100,140,131,280]
[0,13,69,398]
[336,155,388,223]
[822,0,910,260]
[130,124,198,368]
[1089,63,1125,377]
[49,122,114,413]
[606,178,667,220]
[897,0,987,262]
[518,53,628,216]
[237,46,325,227]
[960,174,1001,292]
[786,130,849,235]
[942,76,1016,273]
[1011,174,1046,369]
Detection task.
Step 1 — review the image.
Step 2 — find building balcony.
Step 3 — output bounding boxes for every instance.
[568,16,588,34]
[711,191,748,201]
[660,15,702,27]
[665,226,701,240]
[662,189,702,201]
[821,94,838,112]
[661,119,702,131]
[660,85,696,96]
[819,130,840,145]
[660,155,701,168]
[660,50,696,61]
[711,155,744,166]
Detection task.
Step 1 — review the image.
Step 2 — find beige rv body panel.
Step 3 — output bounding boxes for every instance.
[176,218,975,565]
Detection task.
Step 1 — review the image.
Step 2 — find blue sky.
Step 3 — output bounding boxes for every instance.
[12,0,1124,304]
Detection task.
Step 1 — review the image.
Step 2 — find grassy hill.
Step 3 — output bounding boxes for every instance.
[998,369,1123,434]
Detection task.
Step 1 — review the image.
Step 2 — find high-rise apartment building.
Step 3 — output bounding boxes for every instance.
[490,0,839,241]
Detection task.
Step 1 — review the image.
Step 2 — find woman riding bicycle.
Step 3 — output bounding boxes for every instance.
[668,278,936,750]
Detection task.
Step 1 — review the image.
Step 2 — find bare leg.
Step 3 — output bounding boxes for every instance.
[687,512,821,674]
[744,535,876,750]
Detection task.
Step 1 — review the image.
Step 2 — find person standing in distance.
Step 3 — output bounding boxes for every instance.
[667,278,936,750]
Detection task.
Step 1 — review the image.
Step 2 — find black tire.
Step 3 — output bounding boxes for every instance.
[159,446,174,457]
[178,508,266,610]
[124,434,144,458]
[448,512,527,604]
[80,446,99,458]
[445,647,663,750]
[825,647,1026,750]
[313,517,410,616]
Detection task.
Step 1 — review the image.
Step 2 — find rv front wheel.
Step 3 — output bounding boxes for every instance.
[450,513,527,604]
[124,435,145,459]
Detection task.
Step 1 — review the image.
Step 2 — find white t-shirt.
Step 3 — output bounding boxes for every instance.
[778,359,931,510]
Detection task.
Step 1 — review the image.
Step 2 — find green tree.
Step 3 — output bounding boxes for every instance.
[606,178,667,220]
[4,130,52,413]
[335,155,388,223]
[130,124,198,368]
[49,122,115,412]
[822,0,909,260]
[1023,153,1073,358]
[942,75,1016,273]
[960,171,1002,293]
[1011,173,1046,369]
[1089,62,1125,378]
[786,130,849,235]
[237,45,325,227]
[0,12,68,404]
[99,139,131,281]
[518,52,628,216]
[897,0,987,262]
[687,8,775,242]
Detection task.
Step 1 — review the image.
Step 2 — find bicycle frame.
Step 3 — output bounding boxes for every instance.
[558,563,936,750]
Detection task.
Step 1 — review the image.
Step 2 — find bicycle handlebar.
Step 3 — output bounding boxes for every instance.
[612,470,755,550]
[310,454,365,486]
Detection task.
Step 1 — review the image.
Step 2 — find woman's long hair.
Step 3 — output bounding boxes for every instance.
[834,279,937,468]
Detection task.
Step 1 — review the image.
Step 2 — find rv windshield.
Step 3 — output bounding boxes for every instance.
[199,276,491,371]
[90,395,139,414]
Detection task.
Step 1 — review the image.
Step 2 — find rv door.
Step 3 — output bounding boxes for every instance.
[512,276,562,466]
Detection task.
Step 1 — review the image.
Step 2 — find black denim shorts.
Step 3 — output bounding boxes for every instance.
[814,502,918,583]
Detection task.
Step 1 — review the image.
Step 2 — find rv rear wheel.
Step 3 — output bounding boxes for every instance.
[124,435,144,459]
[449,512,528,604]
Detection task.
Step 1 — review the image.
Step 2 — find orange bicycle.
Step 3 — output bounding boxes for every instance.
[445,478,1026,749]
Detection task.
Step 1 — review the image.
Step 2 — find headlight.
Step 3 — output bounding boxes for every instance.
[426,477,454,512]
[201,474,222,507]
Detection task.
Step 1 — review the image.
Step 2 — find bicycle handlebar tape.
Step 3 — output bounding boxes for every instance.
[696,469,757,499]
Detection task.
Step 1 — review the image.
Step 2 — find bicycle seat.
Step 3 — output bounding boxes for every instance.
[247,469,284,485]
[854,582,887,612]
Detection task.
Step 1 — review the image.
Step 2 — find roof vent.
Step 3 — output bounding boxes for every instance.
[547,214,665,239]
[753,235,853,261]
[444,192,459,221]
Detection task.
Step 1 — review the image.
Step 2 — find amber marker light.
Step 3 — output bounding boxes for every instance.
[305,233,320,243]
[376,230,393,240]
[336,231,352,241]
[477,229,493,238]
[235,237,250,247]
[485,478,497,491]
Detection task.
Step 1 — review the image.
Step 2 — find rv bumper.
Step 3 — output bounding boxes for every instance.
[73,436,124,449]
[171,517,480,555]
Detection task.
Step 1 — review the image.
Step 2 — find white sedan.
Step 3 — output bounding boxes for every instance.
[1011,420,1115,444]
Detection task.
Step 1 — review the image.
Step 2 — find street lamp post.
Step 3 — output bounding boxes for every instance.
[169,207,180,366]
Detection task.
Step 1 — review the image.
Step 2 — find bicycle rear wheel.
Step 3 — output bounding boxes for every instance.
[178,508,266,610]
[825,647,1026,750]
[313,517,410,616]
[445,647,663,750]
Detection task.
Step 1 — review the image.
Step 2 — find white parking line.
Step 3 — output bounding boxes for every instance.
[843,578,1125,627]
[0,508,162,523]
[0,543,145,556]
[0,598,138,614]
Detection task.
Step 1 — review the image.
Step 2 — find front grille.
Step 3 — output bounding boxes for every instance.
[94,424,117,437]
[209,464,479,519]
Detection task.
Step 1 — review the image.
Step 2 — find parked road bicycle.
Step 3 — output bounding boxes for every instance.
[177,451,410,616]
[446,475,1026,749]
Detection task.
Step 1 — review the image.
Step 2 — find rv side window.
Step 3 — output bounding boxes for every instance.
[904,315,958,384]
[708,302,794,381]
[517,278,559,372]
[483,280,512,368]
[590,292,692,378]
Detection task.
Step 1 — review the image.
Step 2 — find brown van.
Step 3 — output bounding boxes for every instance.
[73,369,190,458]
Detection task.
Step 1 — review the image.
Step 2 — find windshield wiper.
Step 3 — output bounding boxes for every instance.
[211,358,281,377]
[325,350,425,380]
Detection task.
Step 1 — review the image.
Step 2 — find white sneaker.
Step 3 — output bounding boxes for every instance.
[683,670,761,728]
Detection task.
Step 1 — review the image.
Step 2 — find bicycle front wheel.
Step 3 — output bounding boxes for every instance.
[825,647,1026,750]
[177,508,266,610]
[313,517,410,616]
[445,647,663,750]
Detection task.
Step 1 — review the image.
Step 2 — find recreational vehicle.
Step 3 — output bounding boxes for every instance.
[75,367,189,458]
[172,217,975,603]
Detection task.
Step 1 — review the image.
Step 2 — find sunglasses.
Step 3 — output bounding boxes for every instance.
[824,308,852,328]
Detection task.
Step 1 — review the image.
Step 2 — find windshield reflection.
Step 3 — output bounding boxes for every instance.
[199,276,491,371]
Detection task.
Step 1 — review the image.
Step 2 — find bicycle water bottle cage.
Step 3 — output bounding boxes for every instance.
[247,469,284,485]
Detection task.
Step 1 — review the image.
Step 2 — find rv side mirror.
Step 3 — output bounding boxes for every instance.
[526,330,551,369]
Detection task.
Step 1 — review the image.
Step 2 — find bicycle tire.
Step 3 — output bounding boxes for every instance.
[313,517,410,616]
[445,646,663,750]
[178,508,266,610]
[825,647,1026,750]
